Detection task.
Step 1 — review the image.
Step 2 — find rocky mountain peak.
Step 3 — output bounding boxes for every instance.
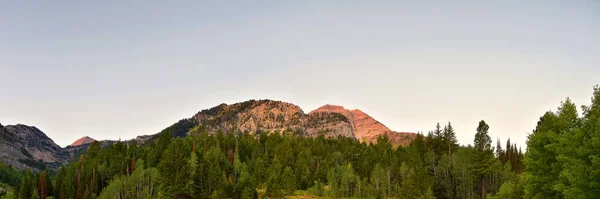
[70,136,97,147]
[186,100,415,146]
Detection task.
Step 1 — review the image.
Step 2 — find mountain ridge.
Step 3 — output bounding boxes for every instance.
[0,99,416,171]
[80,100,415,146]
[0,123,68,171]
[188,100,414,145]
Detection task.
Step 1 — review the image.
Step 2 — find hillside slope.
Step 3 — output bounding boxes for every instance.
[310,105,416,146]
[0,123,68,171]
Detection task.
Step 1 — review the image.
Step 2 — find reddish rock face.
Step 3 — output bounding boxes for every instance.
[189,100,415,147]
[311,105,416,147]
[70,136,97,147]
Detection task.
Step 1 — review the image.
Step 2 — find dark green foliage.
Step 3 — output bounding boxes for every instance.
[442,122,459,155]
[5,121,528,199]
[0,163,23,187]
[98,159,159,199]
[19,171,32,199]
[473,120,495,199]
[156,118,198,139]
[18,125,520,199]
[496,138,525,174]
[281,166,296,195]
[525,86,600,199]
[158,138,191,198]
[488,174,524,199]
[16,159,46,171]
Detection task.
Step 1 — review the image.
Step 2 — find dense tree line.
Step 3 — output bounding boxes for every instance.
[7,122,522,199]
[4,86,599,199]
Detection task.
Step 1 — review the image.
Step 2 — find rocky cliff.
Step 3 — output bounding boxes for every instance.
[191,100,356,139]
[0,123,68,171]
[194,100,306,134]
[189,100,414,146]
[305,112,354,138]
[310,104,416,147]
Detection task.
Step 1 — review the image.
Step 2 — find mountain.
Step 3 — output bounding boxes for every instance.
[0,123,68,171]
[0,99,415,171]
[188,100,414,146]
[65,100,413,148]
[70,136,96,147]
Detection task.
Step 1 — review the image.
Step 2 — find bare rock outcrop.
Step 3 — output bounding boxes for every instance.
[189,100,415,146]
[310,105,416,147]
[305,112,353,138]
[194,100,307,134]
[0,124,68,171]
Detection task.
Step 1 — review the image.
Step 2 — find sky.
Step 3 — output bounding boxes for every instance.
[1,1,599,147]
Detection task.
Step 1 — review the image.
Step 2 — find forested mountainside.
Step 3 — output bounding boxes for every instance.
[2,86,600,198]
[0,126,119,172]
[0,100,414,173]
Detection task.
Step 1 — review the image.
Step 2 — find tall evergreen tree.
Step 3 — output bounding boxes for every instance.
[158,138,191,198]
[443,122,459,155]
[282,166,296,196]
[473,120,494,199]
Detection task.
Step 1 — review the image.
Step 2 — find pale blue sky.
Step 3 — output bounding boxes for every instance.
[1,1,598,147]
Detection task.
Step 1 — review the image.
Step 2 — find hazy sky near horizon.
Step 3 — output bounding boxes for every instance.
[1,1,599,147]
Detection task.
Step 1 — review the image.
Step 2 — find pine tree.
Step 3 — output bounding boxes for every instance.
[473,120,494,199]
[443,122,459,155]
[204,147,227,198]
[158,138,191,198]
[433,123,444,155]
[282,166,296,196]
